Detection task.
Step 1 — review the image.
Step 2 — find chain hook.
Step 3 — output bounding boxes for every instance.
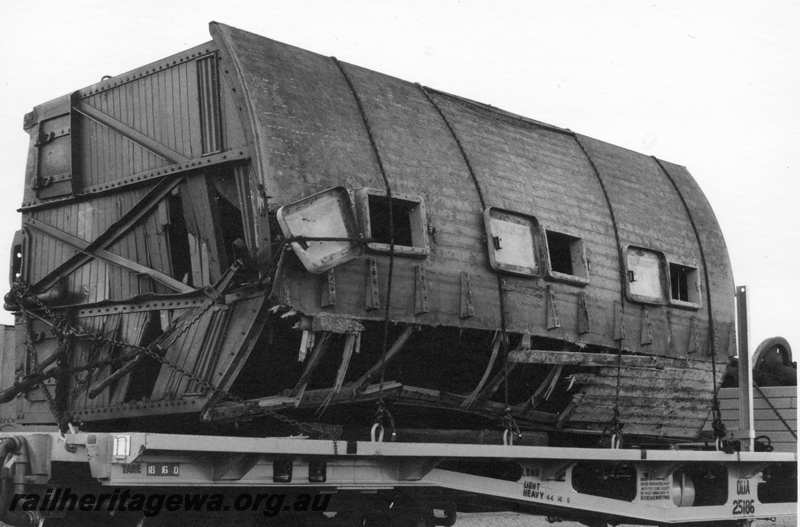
[502,407,521,446]
[372,400,397,442]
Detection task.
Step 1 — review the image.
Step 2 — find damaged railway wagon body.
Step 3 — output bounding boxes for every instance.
[0,22,735,444]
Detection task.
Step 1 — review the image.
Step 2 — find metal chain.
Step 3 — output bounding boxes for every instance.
[10,273,333,439]
[19,305,68,429]
[68,330,117,402]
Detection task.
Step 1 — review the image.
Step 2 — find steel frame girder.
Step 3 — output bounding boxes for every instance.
[1,432,796,524]
[31,176,185,293]
[25,217,193,293]
[19,149,250,211]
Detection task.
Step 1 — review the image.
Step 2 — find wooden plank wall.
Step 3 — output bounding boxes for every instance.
[567,362,721,438]
[12,42,256,421]
[26,187,167,302]
[21,42,252,303]
[151,294,266,400]
[713,386,797,452]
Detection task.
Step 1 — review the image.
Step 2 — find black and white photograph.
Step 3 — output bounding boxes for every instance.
[0,2,796,526]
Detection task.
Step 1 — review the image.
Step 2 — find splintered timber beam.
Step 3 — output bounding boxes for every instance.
[478,362,518,401]
[461,332,502,409]
[474,334,529,402]
[540,365,564,403]
[557,392,586,429]
[317,332,360,414]
[508,349,664,369]
[354,326,415,390]
[205,382,558,426]
[205,382,402,421]
[290,332,332,398]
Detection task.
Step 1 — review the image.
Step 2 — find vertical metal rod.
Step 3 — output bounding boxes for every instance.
[735,285,755,451]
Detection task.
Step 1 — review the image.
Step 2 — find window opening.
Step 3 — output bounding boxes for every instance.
[358,189,429,257]
[214,187,246,262]
[546,230,587,280]
[669,263,699,304]
[166,192,193,286]
[368,195,415,246]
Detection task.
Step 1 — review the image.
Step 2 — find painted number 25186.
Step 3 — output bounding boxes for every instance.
[731,499,755,515]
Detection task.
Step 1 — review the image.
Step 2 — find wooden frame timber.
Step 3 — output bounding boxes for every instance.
[25,217,193,293]
[3,22,740,441]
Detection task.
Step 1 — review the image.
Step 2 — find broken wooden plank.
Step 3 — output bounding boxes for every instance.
[557,392,585,429]
[297,330,315,363]
[354,325,415,390]
[291,331,332,398]
[541,364,564,401]
[402,385,558,425]
[32,176,185,294]
[528,365,562,409]
[461,332,502,408]
[477,362,518,402]
[474,334,529,401]
[182,176,226,283]
[508,349,664,368]
[206,380,558,426]
[317,332,359,414]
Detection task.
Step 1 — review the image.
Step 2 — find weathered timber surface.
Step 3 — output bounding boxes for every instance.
[704,386,798,452]
[508,349,664,368]
[211,22,732,365]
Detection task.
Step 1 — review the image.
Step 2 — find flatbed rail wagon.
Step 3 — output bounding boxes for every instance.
[0,22,796,526]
